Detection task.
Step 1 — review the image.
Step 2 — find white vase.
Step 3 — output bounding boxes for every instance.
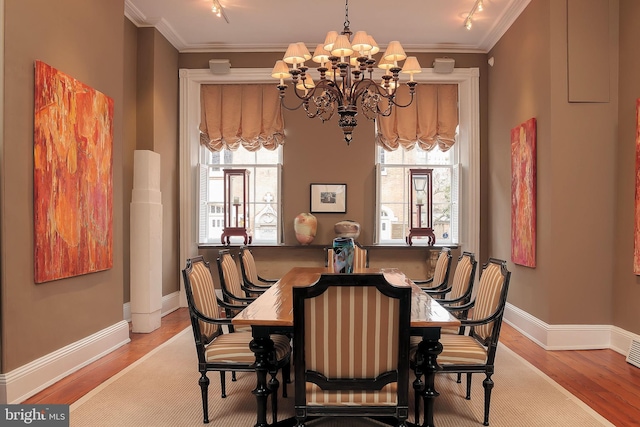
[294,213,317,245]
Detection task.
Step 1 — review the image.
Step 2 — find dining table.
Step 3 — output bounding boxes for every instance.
[232,266,461,427]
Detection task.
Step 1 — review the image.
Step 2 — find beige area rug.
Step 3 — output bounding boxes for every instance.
[70,328,613,427]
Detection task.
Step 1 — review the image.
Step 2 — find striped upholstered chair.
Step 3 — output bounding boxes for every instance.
[238,245,278,295]
[293,273,411,427]
[413,247,452,292]
[217,249,256,307]
[324,242,369,272]
[411,258,511,426]
[426,251,478,329]
[182,256,291,424]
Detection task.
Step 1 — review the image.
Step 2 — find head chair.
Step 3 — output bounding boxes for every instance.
[293,273,410,426]
[324,242,369,271]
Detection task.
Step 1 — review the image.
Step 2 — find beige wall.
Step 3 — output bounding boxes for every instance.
[123,18,138,302]
[1,0,125,371]
[614,0,640,333]
[488,0,622,327]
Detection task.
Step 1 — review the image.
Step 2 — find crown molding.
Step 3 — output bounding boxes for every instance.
[480,0,533,52]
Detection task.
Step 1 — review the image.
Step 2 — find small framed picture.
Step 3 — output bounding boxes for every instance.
[310,183,347,213]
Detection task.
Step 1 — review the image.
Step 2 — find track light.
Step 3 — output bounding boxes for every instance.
[464,0,484,31]
[211,0,229,23]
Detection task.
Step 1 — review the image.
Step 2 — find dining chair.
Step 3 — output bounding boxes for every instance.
[425,251,477,334]
[410,257,511,426]
[238,245,278,295]
[293,273,411,427]
[182,256,291,424]
[413,247,452,292]
[324,241,369,271]
[217,249,256,309]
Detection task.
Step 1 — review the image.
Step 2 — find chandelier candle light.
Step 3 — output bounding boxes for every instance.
[271,0,421,145]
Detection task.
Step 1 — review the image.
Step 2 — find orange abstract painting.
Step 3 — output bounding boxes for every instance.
[34,61,114,283]
[635,99,640,275]
[511,118,537,268]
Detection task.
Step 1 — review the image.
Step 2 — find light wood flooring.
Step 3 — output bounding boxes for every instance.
[23,307,640,426]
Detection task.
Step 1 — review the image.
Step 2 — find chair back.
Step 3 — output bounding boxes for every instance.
[325,243,369,271]
[216,250,246,302]
[469,258,511,349]
[182,256,223,346]
[239,246,260,285]
[446,252,477,305]
[430,247,452,289]
[293,274,410,418]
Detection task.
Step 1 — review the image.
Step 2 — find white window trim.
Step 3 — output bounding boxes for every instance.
[178,67,479,306]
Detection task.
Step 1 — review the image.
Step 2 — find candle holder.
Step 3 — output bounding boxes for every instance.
[406,168,435,246]
[221,169,252,245]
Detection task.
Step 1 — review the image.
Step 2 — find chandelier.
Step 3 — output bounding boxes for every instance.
[271,0,421,145]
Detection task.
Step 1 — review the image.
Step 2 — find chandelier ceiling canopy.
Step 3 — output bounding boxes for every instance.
[271,0,421,145]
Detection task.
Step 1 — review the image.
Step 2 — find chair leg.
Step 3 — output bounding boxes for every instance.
[412,366,424,425]
[232,371,237,381]
[465,373,472,399]
[282,363,290,398]
[457,373,462,383]
[199,372,210,424]
[220,371,227,398]
[268,367,280,423]
[482,373,494,426]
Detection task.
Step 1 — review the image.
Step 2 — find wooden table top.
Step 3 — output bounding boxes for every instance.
[232,267,460,329]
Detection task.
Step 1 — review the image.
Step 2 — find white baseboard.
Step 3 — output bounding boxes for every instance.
[1,291,184,404]
[0,321,130,404]
[504,302,637,356]
[122,291,182,322]
[4,298,636,404]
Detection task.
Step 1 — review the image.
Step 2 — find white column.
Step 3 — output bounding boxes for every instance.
[130,150,162,333]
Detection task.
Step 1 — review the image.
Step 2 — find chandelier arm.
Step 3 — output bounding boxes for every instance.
[388,91,416,108]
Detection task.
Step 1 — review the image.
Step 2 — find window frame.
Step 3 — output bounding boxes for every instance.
[375,150,459,245]
[198,146,283,245]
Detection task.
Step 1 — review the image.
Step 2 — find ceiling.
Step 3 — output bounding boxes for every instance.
[125,0,531,54]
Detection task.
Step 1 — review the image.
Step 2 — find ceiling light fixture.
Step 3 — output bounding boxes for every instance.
[271,0,420,145]
[211,0,229,24]
[465,0,484,31]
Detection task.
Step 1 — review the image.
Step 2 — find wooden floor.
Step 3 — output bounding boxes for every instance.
[24,307,640,426]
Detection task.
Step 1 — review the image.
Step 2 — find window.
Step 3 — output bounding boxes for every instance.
[198,145,282,245]
[376,143,459,245]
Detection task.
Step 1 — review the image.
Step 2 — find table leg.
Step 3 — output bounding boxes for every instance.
[418,328,442,427]
[250,327,274,427]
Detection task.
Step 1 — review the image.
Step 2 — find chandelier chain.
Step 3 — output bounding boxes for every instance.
[343,0,350,32]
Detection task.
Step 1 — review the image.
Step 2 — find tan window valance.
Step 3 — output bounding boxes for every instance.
[199,84,285,152]
[375,84,458,152]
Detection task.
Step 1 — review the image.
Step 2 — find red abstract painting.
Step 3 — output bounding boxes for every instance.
[511,118,537,268]
[33,61,114,283]
[634,99,640,275]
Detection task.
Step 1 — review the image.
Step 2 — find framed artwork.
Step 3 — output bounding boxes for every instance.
[511,117,537,268]
[634,99,640,275]
[33,61,114,283]
[310,183,347,213]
